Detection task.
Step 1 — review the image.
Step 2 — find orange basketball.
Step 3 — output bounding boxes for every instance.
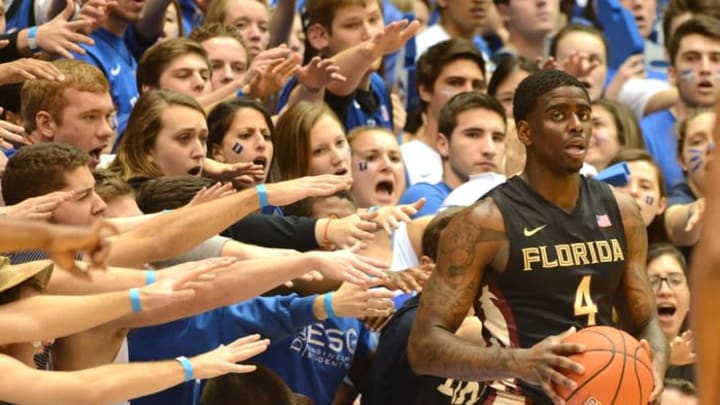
[553,326,654,405]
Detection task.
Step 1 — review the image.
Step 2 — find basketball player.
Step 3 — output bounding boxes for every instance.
[408,69,668,404]
[690,95,720,405]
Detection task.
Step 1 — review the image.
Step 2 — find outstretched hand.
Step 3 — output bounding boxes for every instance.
[4,191,75,221]
[46,220,118,274]
[366,19,420,60]
[246,50,301,100]
[670,330,695,366]
[325,213,378,249]
[367,198,426,235]
[686,197,705,232]
[265,174,353,207]
[187,182,236,207]
[138,257,237,311]
[294,56,347,92]
[0,58,65,85]
[76,0,116,34]
[383,265,432,293]
[307,242,390,285]
[36,0,95,59]
[331,281,395,318]
[0,112,29,150]
[189,334,270,379]
[202,158,265,184]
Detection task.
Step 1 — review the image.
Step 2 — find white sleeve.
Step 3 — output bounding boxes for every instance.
[390,222,419,271]
[617,77,671,120]
[34,0,81,25]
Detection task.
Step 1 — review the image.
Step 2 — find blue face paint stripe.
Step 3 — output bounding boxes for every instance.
[232,142,243,154]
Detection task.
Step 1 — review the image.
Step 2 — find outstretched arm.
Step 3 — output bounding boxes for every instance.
[0,220,115,272]
[612,190,669,402]
[108,175,353,268]
[114,246,389,328]
[0,258,223,344]
[327,19,419,96]
[0,334,268,405]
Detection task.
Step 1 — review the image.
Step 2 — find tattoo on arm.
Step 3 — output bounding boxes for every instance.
[409,202,526,381]
[615,192,669,368]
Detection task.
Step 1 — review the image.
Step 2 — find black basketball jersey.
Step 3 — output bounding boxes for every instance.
[474,175,627,402]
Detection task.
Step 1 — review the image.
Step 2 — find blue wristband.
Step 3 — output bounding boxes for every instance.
[256,184,269,208]
[175,356,194,382]
[129,288,142,312]
[236,89,244,98]
[27,26,39,52]
[145,270,157,285]
[323,293,337,319]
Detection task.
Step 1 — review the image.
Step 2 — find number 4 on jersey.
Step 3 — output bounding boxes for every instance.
[574,275,598,326]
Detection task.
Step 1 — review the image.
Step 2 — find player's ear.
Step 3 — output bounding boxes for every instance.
[516,120,532,146]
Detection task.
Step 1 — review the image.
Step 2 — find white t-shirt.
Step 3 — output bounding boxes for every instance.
[390,222,419,271]
[401,139,442,186]
[618,77,671,119]
[415,24,451,61]
[441,172,507,209]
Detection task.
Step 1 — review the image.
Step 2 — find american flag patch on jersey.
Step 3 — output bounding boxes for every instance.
[596,214,612,227]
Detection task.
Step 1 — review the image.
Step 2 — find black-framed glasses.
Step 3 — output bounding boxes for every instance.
[648,274,686,290]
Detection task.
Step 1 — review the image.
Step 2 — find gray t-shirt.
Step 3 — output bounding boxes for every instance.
[150,235,230,268]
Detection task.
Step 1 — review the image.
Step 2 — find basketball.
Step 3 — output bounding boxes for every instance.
[553,326,654,405]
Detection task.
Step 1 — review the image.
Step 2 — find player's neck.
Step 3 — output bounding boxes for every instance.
[521,162,581,212]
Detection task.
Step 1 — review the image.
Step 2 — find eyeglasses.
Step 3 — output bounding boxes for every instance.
[648,274,686,290]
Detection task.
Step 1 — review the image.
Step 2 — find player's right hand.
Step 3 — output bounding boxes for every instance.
[516,327,586,405]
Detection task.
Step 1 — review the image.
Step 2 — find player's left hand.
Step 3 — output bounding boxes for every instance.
[639,339,664,404]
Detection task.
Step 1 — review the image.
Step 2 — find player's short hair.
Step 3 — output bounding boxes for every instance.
[513,69,588,125]
[201,364,314,405]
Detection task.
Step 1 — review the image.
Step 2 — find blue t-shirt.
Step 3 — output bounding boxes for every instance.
[277,72,393,133]
[254,318,375,405]
[74,28,144,147]
[179,0,204,35]
[639,109,682,190]
[667,181,697,207]
[399,181,452,218]
[129,294,317,405]
[129,294,373,405]
[4,0,33,33]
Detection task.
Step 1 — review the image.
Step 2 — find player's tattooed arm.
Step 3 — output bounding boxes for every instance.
[408,199,521,381]
[613,190,669,402]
